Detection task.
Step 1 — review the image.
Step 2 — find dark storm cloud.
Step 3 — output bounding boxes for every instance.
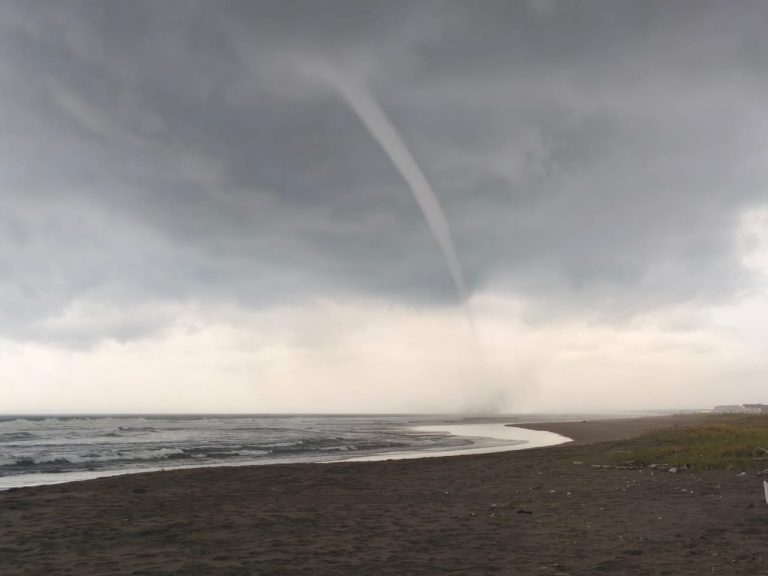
[2,0,768,342]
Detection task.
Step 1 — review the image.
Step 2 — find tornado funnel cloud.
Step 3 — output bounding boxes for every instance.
[331,79,469,304]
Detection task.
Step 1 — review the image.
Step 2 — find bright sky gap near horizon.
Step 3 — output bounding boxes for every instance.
[2,1,768,414]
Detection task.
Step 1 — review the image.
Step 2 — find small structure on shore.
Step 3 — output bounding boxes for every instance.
[743,404,768,414]
[712,403,768,414]
[713,405,746,414]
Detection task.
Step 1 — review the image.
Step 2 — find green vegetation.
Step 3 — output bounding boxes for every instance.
[616,415,768,470]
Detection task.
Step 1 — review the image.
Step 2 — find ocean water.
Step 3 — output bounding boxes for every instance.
[0,414,575,489]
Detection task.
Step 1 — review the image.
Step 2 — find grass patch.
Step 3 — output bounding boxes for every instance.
[615,415,768,470]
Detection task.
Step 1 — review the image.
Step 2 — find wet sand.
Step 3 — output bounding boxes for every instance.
[2,414,767,575]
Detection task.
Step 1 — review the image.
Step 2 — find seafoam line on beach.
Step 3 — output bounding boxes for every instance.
[338,423,572,462]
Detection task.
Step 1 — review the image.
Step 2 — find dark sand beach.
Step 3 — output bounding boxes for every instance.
[513,415,706,445]
[2,414,767,575]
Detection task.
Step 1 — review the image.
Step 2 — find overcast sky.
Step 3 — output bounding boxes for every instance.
[2,0,768,413]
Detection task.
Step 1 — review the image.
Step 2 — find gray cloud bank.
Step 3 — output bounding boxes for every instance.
[2,0,768,343]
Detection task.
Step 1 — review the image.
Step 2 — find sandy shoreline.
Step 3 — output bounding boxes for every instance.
[2,413,767,575]
[515,413,706,445]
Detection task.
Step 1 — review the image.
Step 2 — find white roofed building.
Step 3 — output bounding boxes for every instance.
[713,405,746,414]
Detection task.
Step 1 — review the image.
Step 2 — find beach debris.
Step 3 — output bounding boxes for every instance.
[668,467,678,473]
[572,461,583,465]
[591,463,636,470]
[763,480,768,504]
[517,509,533,514]
[737,471,748,477]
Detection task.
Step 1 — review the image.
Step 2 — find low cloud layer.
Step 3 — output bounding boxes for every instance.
[3,294,767,413]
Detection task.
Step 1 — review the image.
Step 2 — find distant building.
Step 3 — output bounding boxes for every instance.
[713,405,746,414]
[743,404,768,414]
